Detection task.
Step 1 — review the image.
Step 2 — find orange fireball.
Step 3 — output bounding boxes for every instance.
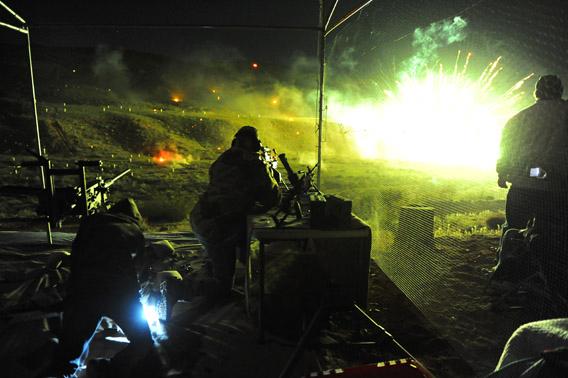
[153,149,183,165]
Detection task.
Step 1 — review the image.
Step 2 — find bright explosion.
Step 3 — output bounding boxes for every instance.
[330,52,534,170]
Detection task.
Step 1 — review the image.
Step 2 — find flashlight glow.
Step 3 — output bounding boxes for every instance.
[142,302,165,340]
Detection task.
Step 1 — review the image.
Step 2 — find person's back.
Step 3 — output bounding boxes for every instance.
[70,211,143,295]
[199,147,280,229]
[498,98,568,186]
[495,75,568,300]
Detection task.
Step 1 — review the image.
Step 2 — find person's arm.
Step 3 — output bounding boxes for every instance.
[251,159,282,209]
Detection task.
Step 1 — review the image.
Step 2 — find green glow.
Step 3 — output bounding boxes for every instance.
[330,53,533,170]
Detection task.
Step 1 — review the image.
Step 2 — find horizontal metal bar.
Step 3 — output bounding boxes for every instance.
[324,0,340,32]
[28,23,321,31]
[0,20,28,34]
[0,1,26,24]
[325,0,374,37]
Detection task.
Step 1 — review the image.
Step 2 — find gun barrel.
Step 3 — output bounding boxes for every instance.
[278,153,300,187]
[105,168,131,187]
[85,168,131,194]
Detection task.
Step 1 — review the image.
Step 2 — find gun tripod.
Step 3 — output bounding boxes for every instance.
[272,197,303,227]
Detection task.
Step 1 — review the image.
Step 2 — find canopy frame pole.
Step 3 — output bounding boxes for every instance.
[26,28,52,244]
[0,0,52,244]
[316,0,326,188]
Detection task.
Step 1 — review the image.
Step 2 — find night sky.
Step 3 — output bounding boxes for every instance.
[2,1,568,92]
[2,1,565,58]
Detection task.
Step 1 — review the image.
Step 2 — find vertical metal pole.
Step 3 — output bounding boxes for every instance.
[258,241,265,343]
[80,166,89,217]
[317,0,325,188]
[245,219,253,318]
[27,28,52,244]
[316,0,326,188]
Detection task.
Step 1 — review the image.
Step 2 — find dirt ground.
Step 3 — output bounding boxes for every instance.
[377,234,566,377]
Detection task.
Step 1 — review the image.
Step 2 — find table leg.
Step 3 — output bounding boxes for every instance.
[259,241,265,343]
[244,242,251,317]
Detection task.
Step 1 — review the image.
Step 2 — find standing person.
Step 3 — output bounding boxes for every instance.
[190,126,281,301]
[496,75,568,296]
[46,198,158,377]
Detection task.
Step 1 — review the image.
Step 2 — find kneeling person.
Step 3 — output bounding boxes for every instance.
[51,198,156,376]
[190,126,281,299]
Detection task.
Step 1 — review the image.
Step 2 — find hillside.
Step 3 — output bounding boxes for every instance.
[0,42,357,227]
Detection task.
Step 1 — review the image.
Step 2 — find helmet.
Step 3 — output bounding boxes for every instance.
[535,75,563,100]
[109,198,143,225]
[233,126,261,151]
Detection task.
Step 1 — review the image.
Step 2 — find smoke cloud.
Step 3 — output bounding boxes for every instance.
[92,45,131,95]
[402,16,468,78]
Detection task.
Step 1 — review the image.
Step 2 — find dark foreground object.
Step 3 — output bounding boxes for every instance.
[0,231,473,377]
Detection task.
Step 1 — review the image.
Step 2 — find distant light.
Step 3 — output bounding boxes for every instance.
[251,62,260,70]
[271,98,278,105]
[217,96,221,101]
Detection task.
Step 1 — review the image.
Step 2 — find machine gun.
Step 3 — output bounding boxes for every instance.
[79,168,131,215]
[0,149,131,233]
[273,153,320,226]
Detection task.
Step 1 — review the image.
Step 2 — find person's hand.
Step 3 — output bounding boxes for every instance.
[497,176,508,188]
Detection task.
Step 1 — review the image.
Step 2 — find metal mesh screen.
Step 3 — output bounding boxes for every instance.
[324,0,568,375]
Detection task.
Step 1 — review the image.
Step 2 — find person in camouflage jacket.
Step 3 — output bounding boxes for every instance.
[190,126,281,300]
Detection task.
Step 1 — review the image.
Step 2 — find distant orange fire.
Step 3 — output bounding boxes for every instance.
[152,149,184,165]
[170,93,183,105]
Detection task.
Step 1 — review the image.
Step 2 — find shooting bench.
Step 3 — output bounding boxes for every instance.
[245,210,371,342]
